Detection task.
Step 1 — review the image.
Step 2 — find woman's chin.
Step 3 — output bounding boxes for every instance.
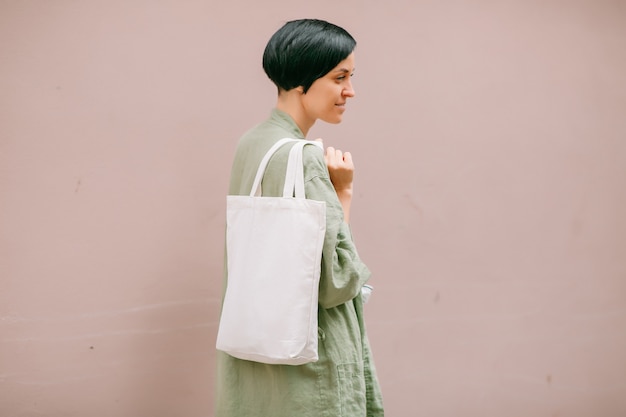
[321,115,343,125]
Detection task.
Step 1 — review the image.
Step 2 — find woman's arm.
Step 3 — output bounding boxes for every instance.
[304,145,370,309]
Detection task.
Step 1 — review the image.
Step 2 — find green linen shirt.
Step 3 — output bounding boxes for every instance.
[215,109,384,417]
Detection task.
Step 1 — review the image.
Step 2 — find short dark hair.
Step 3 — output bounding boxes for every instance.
[262,19,356,94]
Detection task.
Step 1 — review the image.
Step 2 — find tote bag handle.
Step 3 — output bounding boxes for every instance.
[250,138,323,198]
[283,140,323,198]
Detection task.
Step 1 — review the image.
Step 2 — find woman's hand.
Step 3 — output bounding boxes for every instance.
[323,145,354,223]
[324,146,354,193]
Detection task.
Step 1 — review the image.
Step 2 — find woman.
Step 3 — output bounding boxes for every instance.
[216,19,384,417]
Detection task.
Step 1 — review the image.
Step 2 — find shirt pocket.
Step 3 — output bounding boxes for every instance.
[337,362,366,416]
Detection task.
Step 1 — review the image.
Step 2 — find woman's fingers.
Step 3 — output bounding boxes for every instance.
[325,147,351,167]
[342,151,353,168]
[324,146,354,192]
[325,146,336,165]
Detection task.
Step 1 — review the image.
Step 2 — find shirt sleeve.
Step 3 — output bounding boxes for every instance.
[303,146,371,309]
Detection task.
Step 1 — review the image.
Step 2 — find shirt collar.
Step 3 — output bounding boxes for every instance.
[270,108,305,139]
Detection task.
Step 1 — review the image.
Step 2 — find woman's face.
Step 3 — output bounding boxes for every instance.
[301,52,356,125]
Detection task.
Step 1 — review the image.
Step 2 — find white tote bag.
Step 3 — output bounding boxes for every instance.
[216,138,326,365]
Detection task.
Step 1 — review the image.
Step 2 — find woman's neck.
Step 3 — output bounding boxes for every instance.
[276,89,314,137]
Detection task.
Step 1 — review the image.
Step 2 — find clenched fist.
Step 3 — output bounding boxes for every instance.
[324,146,354,194]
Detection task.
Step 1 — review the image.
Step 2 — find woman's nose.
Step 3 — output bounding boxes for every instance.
[343,80,355,98]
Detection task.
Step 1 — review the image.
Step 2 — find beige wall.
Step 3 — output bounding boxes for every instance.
[1,1,625,416]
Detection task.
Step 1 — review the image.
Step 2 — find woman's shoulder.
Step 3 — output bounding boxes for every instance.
[302,143,328,179]
[238,118,295,150]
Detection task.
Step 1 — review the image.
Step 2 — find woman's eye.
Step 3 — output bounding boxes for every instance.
[336,73,353,82]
